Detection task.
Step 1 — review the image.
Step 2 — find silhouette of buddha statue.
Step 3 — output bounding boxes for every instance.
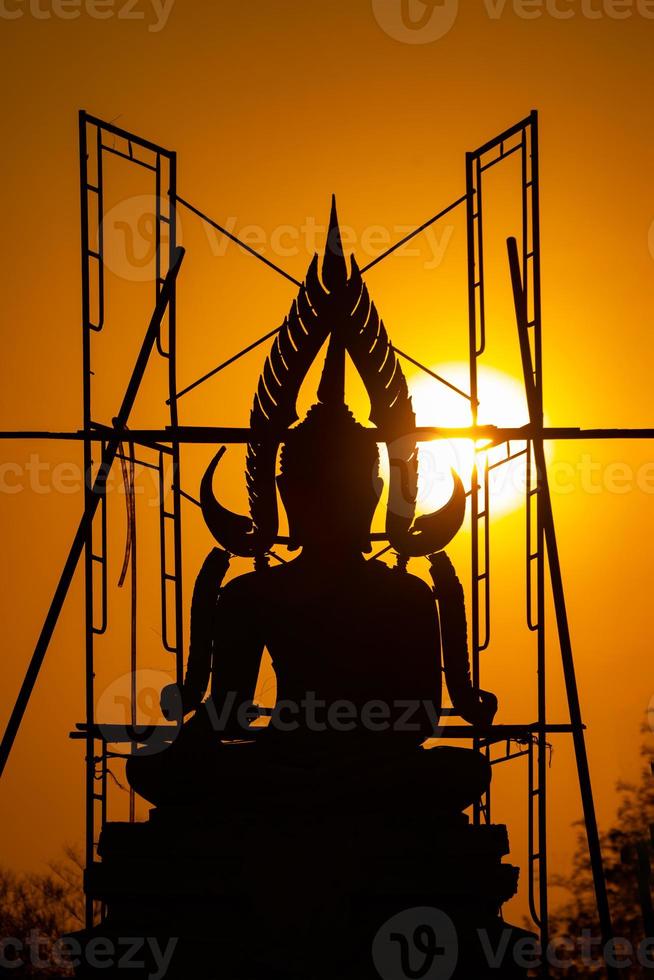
[127,199,497,815]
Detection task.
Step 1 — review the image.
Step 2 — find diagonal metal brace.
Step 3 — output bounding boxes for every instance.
[0,247,185,780]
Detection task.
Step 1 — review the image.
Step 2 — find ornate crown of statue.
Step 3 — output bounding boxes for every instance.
[200,197,466,560]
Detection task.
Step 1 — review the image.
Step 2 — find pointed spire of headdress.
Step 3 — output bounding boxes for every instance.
[200,194,467,559]
[317,195,347,407]
[322,193,348,293]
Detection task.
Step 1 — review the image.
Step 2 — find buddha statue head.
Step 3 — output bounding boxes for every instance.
[277,402,382,554]
[200,197,466,562]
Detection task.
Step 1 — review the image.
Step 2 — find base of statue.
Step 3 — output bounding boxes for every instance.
[72,803,532,978]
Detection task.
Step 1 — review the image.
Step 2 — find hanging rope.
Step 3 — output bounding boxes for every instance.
[117,440,137,822]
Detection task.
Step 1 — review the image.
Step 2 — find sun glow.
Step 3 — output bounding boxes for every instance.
[403,363,532,519]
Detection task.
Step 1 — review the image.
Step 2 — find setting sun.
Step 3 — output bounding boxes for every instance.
[406,363,532,519]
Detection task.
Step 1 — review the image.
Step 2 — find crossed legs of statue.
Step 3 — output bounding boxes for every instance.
[126,703,491,815]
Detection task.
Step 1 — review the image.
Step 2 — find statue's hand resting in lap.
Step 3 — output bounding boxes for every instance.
[455,687,498,728]
[160,683,184,723]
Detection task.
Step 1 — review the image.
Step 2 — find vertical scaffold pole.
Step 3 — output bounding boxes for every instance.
[508,235,618,980]
[167,155,184,690]
[78,111,96,928]
[466,150,481,827]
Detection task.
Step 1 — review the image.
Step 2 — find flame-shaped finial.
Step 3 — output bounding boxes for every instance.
[200,195,467,560]
[322,194,348,294]
[317,195,348,407]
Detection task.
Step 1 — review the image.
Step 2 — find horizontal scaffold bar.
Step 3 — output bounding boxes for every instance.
[81,110,175,160]
[2,426,654,444]
[70,721,579,744]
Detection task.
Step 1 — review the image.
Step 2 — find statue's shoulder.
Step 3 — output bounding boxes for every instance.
[366,559,434,603]
[219,564,287,601]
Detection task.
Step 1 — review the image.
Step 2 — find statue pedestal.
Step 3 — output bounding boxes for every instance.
[74,804,534,978]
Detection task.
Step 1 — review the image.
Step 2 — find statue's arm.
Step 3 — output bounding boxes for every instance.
[183,548,231,711]
[160,548,230,721]
[209,572,266,737]
[428,551,498,727]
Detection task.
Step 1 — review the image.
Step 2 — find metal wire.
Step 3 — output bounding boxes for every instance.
[360,194,468,273]
[172,192,473,403]
[176,196,302,287]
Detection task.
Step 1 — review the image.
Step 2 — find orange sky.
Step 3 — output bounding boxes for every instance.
[1,0,654,929]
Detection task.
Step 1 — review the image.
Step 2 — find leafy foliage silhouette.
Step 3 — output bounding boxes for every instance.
[0,845,97,977]
[547,734,654,978]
